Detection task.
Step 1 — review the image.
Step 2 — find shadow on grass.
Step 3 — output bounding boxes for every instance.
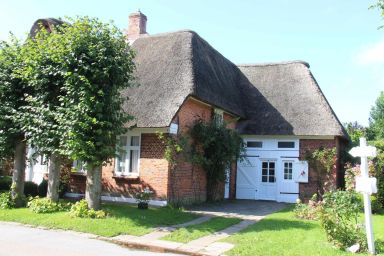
[236,217,317,235]
[102,203,198,229]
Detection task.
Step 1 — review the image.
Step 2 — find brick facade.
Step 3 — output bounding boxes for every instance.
[298,138,340,200]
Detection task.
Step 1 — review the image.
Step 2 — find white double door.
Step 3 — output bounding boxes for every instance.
[236,157,298,202]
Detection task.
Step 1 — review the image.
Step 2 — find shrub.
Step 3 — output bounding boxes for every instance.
[24,181,38,197]
[0,191,14,209]
[69,200,106,219]
[28,197,71,213]
[319,190,367,251]
[294,195,321,220]
[134,188,153,204]
[37,179,48,197]
[0,176,12,191]
[356,194,383,214]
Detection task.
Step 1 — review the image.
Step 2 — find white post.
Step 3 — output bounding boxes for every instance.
[359,138,375,255]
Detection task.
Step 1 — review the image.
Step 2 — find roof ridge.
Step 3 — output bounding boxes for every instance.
[237,60,310,68]
[135,29,198,40]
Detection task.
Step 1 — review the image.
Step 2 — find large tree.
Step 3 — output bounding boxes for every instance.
[54,17,135,210]
[368,92,384,140]
[0,37,30,207]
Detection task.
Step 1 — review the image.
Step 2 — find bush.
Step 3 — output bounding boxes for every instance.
[294,196,321,220]
[356,194,383,214]
[69,200,106,219]
[0,176,12,191]
[319,191,366,251]
[28,197,71,213]
[24,181,38,197]
[0,191,14,209]
[38,179,48,197]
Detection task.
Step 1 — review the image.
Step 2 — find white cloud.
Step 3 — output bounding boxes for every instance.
[355,39,384,65]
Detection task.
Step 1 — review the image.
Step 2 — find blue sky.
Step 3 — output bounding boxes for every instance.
[1,0,383,126]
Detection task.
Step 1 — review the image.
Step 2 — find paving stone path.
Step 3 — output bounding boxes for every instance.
[106,201,287,255]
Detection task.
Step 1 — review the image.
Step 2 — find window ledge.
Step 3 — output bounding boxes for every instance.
[70,172,86,177]
[113,174,139,180]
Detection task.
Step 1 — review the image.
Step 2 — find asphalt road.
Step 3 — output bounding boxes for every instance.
[0,222,180,256]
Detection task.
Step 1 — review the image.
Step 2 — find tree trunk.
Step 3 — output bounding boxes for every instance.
[47,153,61,202]
[85,164,102,210]
[11,139,26,207]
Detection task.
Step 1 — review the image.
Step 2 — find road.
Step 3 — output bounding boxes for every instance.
[0,222,181,256]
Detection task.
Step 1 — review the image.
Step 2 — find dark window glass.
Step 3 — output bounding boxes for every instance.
[262,176,267,182]
[262,169,268,176]
[269,169,275,175]
[269,162,275,168]
[262,162,268,169]
[247,141,262,148]
[278,141,295,148]
[269,176,275,183]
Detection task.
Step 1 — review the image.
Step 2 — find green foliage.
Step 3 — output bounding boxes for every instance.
[189,119,245,201]
[69,199,106,218]
[0,191,14,209]
[371,0,384,28]
[0,35,30,159]
[157,132,187,164]
[0,176,12,191]
[344,122,367,147]
[368,92,384,140]
[38,179,48,197]
[28,197,71,213]
[23,181,38,197]
[319,191,366,250]
[293,195,321,220]
[305,147,336,197]
[134,188,153,204]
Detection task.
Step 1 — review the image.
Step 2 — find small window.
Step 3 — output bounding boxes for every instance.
[278,141,295,148]
[213,108,224,125]
[284,162,293,180]
[116,134,141,175]
[246,141,262,148]
[261,161,276,183]
[73,160,86,173]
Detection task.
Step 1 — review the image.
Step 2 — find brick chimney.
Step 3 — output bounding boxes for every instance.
[127,11,148,43]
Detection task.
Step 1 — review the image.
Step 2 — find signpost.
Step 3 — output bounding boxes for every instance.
[349,137,377,255]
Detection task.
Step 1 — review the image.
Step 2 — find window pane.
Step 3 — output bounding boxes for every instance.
[269,176,275,183]
[120,136,127,147]
[131,136,140,146]
[129,150,139,173]
[288,162,292,168]
[278,141,295,148]
[262,176,267,182]
[269,169,275,175]
[262,169,268,176]
[269,162,275,169]
[262,162,268,169]
[247,141,262,148]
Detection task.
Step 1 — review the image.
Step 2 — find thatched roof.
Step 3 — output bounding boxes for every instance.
[237,61,346,137]
[29,18,64,38]
[123,30,246,127]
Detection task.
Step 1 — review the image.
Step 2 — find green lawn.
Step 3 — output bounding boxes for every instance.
[224,206,384,256]
[0,203,198,237]
[162,216,241,243]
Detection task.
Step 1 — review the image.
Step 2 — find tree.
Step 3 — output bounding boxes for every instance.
[0,37,30,207]
[54,17,135,210]
[344,122,367,146]
[19,19,66,202]
[368,92,384,140]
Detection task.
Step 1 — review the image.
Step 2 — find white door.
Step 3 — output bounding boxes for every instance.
[224,168,230,199]
[256,160,277,200]
[236,157,258,199]
[278,160,299,203]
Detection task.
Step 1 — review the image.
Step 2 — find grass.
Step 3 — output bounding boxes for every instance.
[162,216,241,243]
[0,203,198,237]
[224,206,384,256]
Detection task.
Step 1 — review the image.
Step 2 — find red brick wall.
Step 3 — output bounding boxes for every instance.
[299,138,338,200]
[68,133,169,200]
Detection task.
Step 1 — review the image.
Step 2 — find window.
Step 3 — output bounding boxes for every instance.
[284,162,293,180]
[278,141,295,148]
[261,161,276,183]
[116,133,141,176]
[246,141,262,148]
[72,160,86,173]
[213,108,224,125]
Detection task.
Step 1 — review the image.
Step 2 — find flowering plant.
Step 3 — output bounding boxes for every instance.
[134,188,153,203]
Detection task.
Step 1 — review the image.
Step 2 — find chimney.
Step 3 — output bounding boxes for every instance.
[127,10,148,43]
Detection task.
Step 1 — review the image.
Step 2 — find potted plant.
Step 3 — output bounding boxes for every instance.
[135,188,153,209]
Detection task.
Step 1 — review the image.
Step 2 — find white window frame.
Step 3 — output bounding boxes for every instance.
[261,160,276,183]
[115,132,141,177]
[213,108,224,125]
[283,161,294,181]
